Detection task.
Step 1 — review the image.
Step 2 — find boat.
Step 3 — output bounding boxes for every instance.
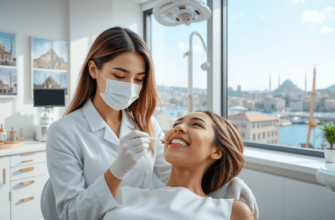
[279,119,292,126]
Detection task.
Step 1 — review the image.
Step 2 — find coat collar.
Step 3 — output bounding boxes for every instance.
[82,98,137,145]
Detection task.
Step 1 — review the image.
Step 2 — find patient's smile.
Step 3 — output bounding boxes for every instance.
[168,135,190,148]
[170,139,188,148]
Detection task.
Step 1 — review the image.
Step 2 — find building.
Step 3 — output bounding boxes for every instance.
[290,99,303,111]
[263,97,285,112]
[228,113,279,144]
[33,48,68,70]
[272,79,305,96]
[0,38,14,64]
[324,99,335,111]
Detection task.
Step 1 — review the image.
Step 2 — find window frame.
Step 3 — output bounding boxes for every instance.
[143,0,324,158]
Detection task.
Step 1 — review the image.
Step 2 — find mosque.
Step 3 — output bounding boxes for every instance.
[0,38,15,66]
[33,48,67,70]
[271,75,306,95]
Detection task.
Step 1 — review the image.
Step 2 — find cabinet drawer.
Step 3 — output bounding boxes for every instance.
[11,175,48,220]
[11,162,47,181]
[10,151,46,167]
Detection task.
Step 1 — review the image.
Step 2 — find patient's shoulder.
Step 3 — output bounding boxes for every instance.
[230,200,254,220]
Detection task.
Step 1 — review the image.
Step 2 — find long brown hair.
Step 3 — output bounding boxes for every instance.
[64,27,161,153]
[199,111,245,194]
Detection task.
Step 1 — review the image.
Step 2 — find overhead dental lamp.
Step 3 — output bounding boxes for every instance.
[153,0,211,26]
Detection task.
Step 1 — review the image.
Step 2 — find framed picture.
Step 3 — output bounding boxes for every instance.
[0,31,17,98]
[31,37,68,98]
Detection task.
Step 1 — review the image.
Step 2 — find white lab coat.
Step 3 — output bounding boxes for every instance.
[103,186,235,220]
[46,98,171,220]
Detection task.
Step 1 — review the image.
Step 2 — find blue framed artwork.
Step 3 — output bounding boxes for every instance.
[31,37,68,97]
[0,31,17,98]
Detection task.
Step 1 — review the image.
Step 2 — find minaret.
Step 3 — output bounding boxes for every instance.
[10,70,12,94]
[305,72,307,92]
[10,37,13,62]
[269,75,272,93]
[60,73,62,88]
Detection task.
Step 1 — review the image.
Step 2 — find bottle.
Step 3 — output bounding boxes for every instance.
[9,127,16,142]
[0,124,6,142]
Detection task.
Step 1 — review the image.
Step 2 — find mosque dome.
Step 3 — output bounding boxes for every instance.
[282,80,294,85]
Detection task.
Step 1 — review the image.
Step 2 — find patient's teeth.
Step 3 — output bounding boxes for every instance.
[171,139,187,147]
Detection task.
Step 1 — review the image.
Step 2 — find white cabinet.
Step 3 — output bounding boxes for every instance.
[0,140,47,220]
[11,175,48,220]
[0,156,11,220]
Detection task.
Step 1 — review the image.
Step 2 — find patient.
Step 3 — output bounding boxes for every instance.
[103,111,254,220]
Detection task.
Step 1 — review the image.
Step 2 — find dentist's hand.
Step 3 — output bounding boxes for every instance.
[230,177,259,220]
[109,130,150,180]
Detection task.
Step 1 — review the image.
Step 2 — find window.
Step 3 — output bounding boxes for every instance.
[145,0,332,157]
[258,133,260,140]
[253,134,256,141]
[147,0,208,132]
[263,132,265,138]
[227,0,334,156]
[268,131,270,137]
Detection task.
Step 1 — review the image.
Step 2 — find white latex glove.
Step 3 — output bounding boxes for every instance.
[109,130,150,180]
[230,177,259,220]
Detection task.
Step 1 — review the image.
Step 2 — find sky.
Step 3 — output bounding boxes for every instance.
[0,67,17,87]
[0,32,16,58]
[152,0,334,91]
[33,38,68,62]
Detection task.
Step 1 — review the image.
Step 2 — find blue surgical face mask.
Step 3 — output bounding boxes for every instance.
[96,70,143,110]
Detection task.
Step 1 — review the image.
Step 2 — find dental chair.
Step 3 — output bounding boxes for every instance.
[41,178,60,220]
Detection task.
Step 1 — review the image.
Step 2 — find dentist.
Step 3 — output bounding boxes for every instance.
[46,26,259,220]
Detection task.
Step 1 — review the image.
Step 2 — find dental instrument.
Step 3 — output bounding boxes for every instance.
[148,137,167,143]
[153,0,211,26]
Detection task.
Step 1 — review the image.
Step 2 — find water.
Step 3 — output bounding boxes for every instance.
[279,124,330,149]
[161,109,331,150]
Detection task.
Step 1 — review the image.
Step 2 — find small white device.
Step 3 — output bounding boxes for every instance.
[35,107,55,142]
[153,0,211,26]
[33,89,65,142]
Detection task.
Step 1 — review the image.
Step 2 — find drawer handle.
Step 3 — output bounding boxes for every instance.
[21,153,35,157]
[21,196,34,202]
[21,180,35,185]
[3,169,5,184]
[20,167,34,172]
[22,159,33,163]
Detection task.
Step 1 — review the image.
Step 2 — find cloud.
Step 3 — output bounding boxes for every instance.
[193,45,203,52]
[291,0,305,4]
[321,26,333,34]
[260,15,265,19]
[178,42,188,51]
[239,12,244,16]
[302,10,326,24]
[324,6,334,12]
[177,43,203,52]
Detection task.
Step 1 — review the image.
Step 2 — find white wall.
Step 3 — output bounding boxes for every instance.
[0,0,69,139]
[0,0,144,139]
[69,0,143,101]
[239,167,335,220]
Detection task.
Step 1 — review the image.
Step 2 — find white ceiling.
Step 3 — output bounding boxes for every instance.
[130,0,154,4]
